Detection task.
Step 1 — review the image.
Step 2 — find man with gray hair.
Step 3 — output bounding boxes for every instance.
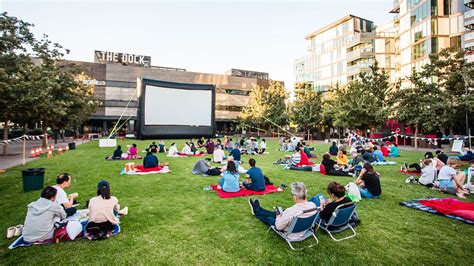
[248,182,317,238]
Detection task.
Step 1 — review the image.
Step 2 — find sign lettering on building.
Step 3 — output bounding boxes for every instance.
[94,50,151,67]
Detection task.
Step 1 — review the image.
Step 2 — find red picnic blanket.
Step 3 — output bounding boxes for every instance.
[177,153,207,157]
[419,198,474,223]
[400,169,421,176]
[210,184,282,198]
[135,165,164,172]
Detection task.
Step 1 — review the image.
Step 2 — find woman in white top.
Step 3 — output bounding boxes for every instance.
[258,139,267,154]
[167,143,179,157]
[213,145,225,163]
[181,142,192,155]
[438,158,468,198]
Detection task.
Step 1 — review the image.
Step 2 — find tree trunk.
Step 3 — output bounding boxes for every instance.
[61,128,65,142]
[307,129,311,142]
[2,122,8,156]
[54,130,58,145]
[449,127,454,147]
[414,124,418,149]
[42,125,48,148]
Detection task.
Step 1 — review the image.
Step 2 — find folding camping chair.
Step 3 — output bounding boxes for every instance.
[268,207,319,251]
[315,202,357,241]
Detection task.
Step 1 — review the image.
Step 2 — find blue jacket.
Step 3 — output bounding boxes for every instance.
[221,171,240,192]
[229,148,241,161]
[143,154,159,168]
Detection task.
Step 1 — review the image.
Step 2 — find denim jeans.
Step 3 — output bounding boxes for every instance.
[359,188,380,199]
[254,206,276,226]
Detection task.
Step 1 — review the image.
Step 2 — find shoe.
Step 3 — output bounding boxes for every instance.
[403,162,409,170]
[254,199,260,207]
[13,224,23,236]
[119,207,128,216]
[405,176,413,184]
[6,227,15,239]
[248,199,255,216]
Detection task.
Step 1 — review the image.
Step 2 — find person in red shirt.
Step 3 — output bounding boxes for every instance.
[381,144,389,157]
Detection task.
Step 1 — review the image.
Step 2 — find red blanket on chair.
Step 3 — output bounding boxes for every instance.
[400,169,421,176]
[135,165,164,172]
[419,198,474,222]
[210,185,282,198]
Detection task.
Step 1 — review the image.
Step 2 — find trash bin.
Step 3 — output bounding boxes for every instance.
[68,142,76,150]
[21,168,45,192]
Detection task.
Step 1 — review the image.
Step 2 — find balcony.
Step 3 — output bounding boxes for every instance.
[346,33,375,48]
[390,0,400,13]
[346,47,375,62]
[465,0,474,9]
[465,10,474,30]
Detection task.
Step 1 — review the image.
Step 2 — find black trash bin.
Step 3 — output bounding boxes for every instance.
[21,168,45,192]
[68,142,76,150]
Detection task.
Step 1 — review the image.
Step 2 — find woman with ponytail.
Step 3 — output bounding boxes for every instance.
[310,182,353,222]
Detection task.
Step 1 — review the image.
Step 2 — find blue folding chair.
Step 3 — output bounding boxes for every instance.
[315,203,357,241]
[268,208,319,250]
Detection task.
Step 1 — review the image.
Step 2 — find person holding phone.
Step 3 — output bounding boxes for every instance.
[356,163,382,199]
[248,182,317,239]
[309,182,353,222]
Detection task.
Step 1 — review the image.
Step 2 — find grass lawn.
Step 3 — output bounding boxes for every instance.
[0,139,472,264]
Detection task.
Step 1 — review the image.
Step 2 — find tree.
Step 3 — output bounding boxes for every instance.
[291,82,323,140]
[264,80,289,130]
[391,70,447,148]
[239,84,267,131]
[0,12,35,155]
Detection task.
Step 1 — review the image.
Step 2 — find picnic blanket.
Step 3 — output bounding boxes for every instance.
[120,165,170,175]
[168,153,207,157]
[400,169,421,176]
[210,184,282,198]
[8,221,121,249]
[400,198,474,225]
[372,161,397,166]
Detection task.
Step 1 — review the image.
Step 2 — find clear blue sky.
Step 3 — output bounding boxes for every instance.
[2,0,393,90]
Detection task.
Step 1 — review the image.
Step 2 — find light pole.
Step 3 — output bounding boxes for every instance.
[461,67,472,149]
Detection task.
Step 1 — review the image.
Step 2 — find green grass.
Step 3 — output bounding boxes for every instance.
[0,139,473,264]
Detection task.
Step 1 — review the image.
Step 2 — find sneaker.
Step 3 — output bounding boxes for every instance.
[6,227,15,239]
[119,207,128,216]
[248,199,256,216]
[254,199,260,207]
[13,224,23,237]
[405,176,413,184]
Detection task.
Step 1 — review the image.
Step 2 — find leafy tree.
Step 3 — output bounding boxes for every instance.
[264,80,289,129]
[239,84,267,131]
[391,70,446,148]
[291,82,323,140]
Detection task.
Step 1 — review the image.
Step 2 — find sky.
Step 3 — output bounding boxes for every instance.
[2,0,394,91]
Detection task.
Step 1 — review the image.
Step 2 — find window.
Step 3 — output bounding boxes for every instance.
[450,36,461,51]
[216,105,243,112]
[431,37,438,54]
[431,18,438,34]
[219,89,250,96]
[431,0,437,16]
[412,41,427,60]
[411,2,429,26]
[443,0,451,15]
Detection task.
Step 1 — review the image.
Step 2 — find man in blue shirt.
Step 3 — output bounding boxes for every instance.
[243,158,265,191]
[373,146,385,162]
[143,150,159,168]
[229,144,241,163]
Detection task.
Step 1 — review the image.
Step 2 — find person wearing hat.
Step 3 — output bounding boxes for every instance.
[87,180,127,238]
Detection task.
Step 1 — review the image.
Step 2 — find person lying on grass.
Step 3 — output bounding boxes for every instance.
[321,153,350,176]
[243,158,265,192]
[355,163,382,199]
[248,182,317,238]
[402,151,445,173]
[438,158,469,199]
[86,180,127,240]
[22,186,67,243]
[218,160,241,193]
[105,145,123,160]
[309,182,354,224]
[53,173,79,217]
[143,150,159,168]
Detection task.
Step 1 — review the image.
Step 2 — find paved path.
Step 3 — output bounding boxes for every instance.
[0,139,88,169]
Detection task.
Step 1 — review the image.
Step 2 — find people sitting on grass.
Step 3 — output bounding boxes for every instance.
[403,152,445,173]
[22,186,67,243]
[466,159,474,190]
[206,139,215,154]
[167,143,179,157]
[321,153,350,176]
[362,149,376,163]
[389,144,399,157]
[243,158,265,191]
[86,180,128,240]
[380,144,389,157]
[197,137,205,148]
[355,163,381,199]
[143,150,159,168]
[248,182,317,235]
[259,139,266,154]
[181,142,193,155]
[105,145,123,160]
[309,182,353,223]
[53,173,79,217]
[229,144,242,165]
[218,161,241,193]
[436,150,448,165]
[373,146,385,162]
[438,158,468,199]
[213,145,225,163]
[336,151,348,166]
[451,149,474,162]
[405,159,436,188]
[149,142,158,153]
[126,144,142,159]
[303,142,316,158]
[329,141,338,156]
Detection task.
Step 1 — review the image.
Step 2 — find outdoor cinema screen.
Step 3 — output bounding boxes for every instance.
[136,78,215,139]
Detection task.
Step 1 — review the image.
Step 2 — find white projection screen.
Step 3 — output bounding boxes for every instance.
[144,86,212,126]
[137,78,215,139]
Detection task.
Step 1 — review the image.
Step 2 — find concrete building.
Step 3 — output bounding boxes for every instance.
[59,50,279,134]
[294,15,395,91]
